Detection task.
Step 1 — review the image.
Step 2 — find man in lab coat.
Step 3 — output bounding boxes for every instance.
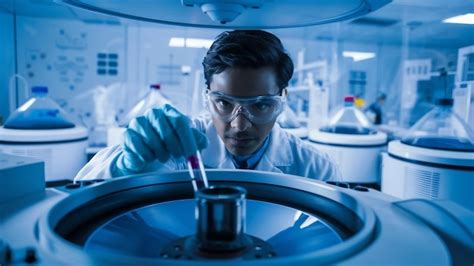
[75,30,340,181]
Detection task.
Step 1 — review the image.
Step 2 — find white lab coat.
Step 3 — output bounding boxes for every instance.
[75,119,341,181]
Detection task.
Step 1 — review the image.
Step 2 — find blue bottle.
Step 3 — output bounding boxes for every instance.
[4,86,75,129]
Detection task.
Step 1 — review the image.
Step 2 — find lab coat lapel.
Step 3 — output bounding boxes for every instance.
[255,124,294,173]
[201,122,236,169]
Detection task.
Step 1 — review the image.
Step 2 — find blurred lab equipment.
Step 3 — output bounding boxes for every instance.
[455,45,474,126]
[309,96,387,186]
[399,59,433,128]
[277,105,307,139]
[307,79,329,132]
[70,83,132,149]
[452,82,473,125]
[382,98,474,211]
[354,96,366,109]
[4,86,75,129]
[89,84,120,146]
[0,86,88,182]
[118,84,171,127]
[107,84,171,147]
[285,55,330,139]
[456,45,474,84]
[365,92,387,125]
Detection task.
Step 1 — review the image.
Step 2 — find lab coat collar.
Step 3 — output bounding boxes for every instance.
[201,122,294,171]
[255,123,293,172]
[200,123,231,168]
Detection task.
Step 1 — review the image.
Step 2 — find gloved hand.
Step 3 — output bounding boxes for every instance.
[115,104,209,175]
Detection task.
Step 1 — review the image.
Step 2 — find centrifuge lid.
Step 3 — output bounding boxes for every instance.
[400,98,474,152]
[387,140,474,168]
[59,0,391,28]
[320,97,376,136]
[0,126,88,142]
[309,129,387,146]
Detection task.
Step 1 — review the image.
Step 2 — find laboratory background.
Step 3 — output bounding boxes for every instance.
[1,0,473,265]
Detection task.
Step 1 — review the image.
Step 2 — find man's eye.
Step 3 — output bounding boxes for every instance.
[254,101,272,111]
[216,99,232,108]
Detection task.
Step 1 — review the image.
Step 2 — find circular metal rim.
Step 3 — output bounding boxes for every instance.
[59,0,376,29]
[37,170,377,265]
[0,126,89,142]
[197,185,247,201]
[309,129,387,146]
[388,140,474,167]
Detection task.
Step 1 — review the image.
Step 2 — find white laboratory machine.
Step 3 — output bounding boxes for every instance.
[0,86,88,182]
[309,96,387,185]
[382,98,474,211]
[1,167,473,265]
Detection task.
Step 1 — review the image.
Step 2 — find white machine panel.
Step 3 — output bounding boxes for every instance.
[382,152,474,211]
[309,142,385,183]
[0,153,44,203]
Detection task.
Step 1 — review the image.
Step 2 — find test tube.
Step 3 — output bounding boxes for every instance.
[187,151,209,192]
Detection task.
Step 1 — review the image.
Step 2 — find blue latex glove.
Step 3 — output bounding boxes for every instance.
[115,104,208,174]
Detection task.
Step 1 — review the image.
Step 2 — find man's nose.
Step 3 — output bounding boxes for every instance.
[230,112,252,131]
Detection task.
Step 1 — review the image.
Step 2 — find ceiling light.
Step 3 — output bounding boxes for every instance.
[181,65,191,74]
[343,51,376,62]
[169,37,213,48]
[443,13,474,25]
[185,38,213,48]
[169,37,185,47]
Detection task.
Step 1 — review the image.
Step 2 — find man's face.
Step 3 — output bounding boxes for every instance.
[209,67,280,156]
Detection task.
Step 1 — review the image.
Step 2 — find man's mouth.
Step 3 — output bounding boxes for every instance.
[226,136,256,146]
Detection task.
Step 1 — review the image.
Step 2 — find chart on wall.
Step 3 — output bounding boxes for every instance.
[16,17,127,123]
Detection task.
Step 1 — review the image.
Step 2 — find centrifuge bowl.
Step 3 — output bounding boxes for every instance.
[37,170,376,265]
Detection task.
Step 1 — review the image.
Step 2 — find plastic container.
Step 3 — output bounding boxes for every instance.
[320,96,375,135]
[4,86,75,129]
[118,84,171,127]
[401,98,474,151]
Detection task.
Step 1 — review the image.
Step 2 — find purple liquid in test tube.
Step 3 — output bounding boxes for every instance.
[187,151,209,192]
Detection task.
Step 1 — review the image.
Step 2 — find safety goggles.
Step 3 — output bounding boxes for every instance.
[205,90,286,124]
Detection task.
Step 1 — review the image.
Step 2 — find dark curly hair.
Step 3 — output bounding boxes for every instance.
[202,30,294,92]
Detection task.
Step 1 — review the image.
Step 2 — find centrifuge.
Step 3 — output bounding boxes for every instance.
[309,96,387,185]
[1,166,473,265]
[0,86,88,182]
[382,98,474,211]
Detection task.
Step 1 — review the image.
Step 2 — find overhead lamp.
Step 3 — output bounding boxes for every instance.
[181,65,192,74]
[169,37,213,49]
[169,37,185,47]
[183,0,265,24]
[442,13,474,25]
[343,51,376,62]
[185,38,213,48]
